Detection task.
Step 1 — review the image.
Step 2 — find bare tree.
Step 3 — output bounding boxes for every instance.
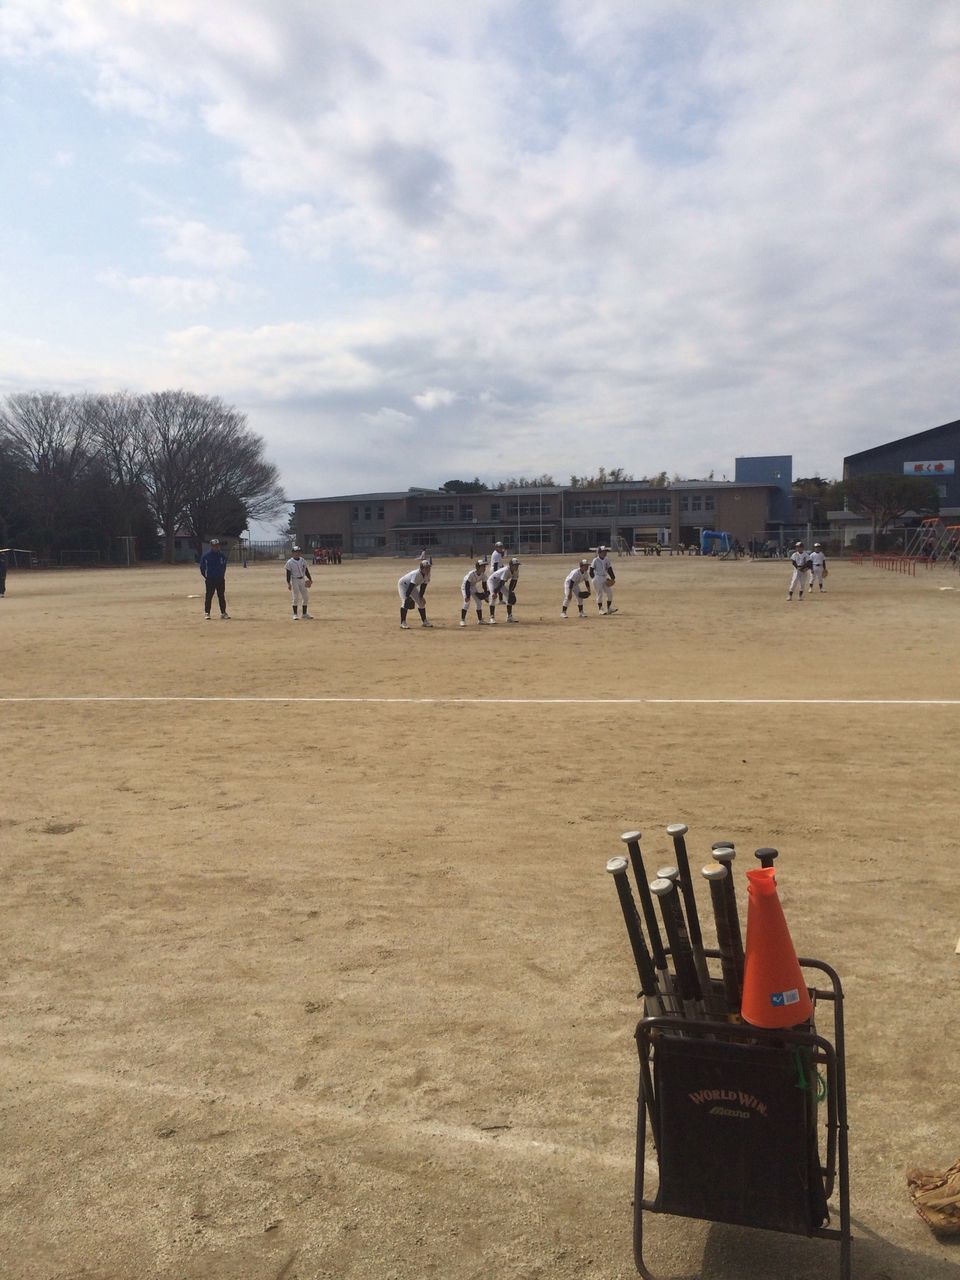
[180,410,285,550]
[84,392,148,536]
[140,391,218,562]
[0,393,92,553]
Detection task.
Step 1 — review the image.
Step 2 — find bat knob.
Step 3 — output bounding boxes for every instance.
[649,877,674,897]
[701,865,728,881]
[606,856,629,875]
[712,847,736,866]
[711,840,735,851]
[656,865,679,882]
[666,822,688,837]
[755,847,779,868]
[620,830,641,843]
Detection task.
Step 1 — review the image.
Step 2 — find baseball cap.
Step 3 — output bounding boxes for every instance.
[210,538,221,545]
[292,545,301,552]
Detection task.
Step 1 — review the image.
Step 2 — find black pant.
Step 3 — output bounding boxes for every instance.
[0,568,5,596]
[204,578,226,614]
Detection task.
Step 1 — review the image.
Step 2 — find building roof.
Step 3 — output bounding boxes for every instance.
[290,489,442,503]
[844,418,960,465]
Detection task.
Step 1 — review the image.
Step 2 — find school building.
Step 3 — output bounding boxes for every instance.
[291,459,791,557]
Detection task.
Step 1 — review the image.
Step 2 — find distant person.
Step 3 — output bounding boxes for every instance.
[486,559,515,624]
[398,560,433,629]
[809,543,828,592]
[460,559,489,626]
[489,540,506,602]
[0,548,6,598]
[200,538,230,620]
[561,559,592,618]
[285,545,314,620]
[590,545,618,614]
[504,557,521,623]
[787,541,810,602]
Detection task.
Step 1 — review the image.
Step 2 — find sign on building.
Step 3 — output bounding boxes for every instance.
[904,460,955,475]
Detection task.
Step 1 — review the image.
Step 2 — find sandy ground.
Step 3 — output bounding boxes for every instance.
[1,553,959,1280]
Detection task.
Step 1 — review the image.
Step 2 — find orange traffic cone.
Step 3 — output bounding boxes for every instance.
[740,867,813,1028]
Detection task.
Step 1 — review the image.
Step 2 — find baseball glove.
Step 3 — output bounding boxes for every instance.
[822,567,829,578]
[907,1159,960,1234]
[578,589,591,599]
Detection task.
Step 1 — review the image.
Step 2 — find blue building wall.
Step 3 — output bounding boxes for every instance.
[844,421,960,509]
[735,455,792,523]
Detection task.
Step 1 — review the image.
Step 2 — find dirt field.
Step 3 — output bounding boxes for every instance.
[2,554,959,1280]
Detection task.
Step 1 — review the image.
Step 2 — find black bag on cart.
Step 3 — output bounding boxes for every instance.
[652,1035,828,1236]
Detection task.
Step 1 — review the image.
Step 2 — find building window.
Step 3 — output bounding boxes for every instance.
[679,496,689,513]
[624,497,671,516]
[418,504,455,522]
[571,499,613,517]
[691,496,702,512]
[460,504,473,521]
[354,534,387,550]
[377,505,385,520]
[704,496,715,512]
[490,503,500,519]
[352,506,360,522]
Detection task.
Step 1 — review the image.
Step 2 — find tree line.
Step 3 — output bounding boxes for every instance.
[0,391,285,562]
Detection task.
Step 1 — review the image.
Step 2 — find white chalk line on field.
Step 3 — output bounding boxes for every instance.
[1,695,959,706]
[35,1068,635,1172]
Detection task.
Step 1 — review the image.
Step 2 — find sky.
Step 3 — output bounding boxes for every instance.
[2,1,959,518]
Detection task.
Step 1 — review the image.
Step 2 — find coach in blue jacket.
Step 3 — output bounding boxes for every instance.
[200,538,230,620]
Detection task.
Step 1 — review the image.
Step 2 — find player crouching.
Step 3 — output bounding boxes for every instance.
[285,546,314,619]
[486,557,518,624]
[561,560,592,618]
[504,557,521,622]
[460,559,489,626]
[398,560,433,629]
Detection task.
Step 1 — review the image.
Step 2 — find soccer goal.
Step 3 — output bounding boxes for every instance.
[1,547,38,568]
[59,549,102,567]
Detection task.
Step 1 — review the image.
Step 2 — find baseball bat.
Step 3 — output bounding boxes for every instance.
[710,844,745,987]
[619,833,677,1012]
[701,864,741,1018]
[605,857,665,1015]
[755,847,779,870]
[656,865,679,882]
[666,822,715,1011]
[650,876,702,1017]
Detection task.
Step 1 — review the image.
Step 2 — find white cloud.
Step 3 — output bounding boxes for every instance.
[362,406,416,427]
[2,2,959,495]
[146,216,249,270]
[413,387,458,411]
[98,269,241,310]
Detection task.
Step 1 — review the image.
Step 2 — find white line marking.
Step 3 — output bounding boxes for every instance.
[1,696,958,706]
[40,1069,633,1170]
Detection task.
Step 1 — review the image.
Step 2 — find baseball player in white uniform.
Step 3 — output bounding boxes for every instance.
[460,559,490,626]
[561,560,593,617]
[398,560,433,629]
[503,557,521,623]
[489,541,506,602]
[285,546,313,619]
[809,543,827,592]
[787,542,811,600]
[486,560,517,624]
[590,545,618,614]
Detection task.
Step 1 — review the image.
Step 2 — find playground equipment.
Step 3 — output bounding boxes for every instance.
[699,530,733,557]
[903,517,957,561]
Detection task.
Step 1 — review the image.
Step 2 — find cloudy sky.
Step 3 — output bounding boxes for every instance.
[2,1,959,507]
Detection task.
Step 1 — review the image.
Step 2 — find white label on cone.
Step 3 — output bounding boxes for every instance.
[770,989,800,1006]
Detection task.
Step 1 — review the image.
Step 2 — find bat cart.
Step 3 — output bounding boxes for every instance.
[631,957,850,1280]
